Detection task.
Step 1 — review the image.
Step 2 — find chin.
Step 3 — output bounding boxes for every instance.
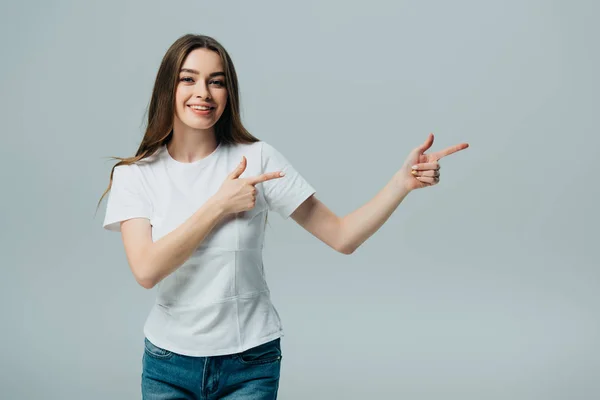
[187,121,217,130]
[176,115,217,131]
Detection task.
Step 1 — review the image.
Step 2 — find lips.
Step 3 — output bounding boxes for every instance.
[187,105,215,116]
[187,104,215,110]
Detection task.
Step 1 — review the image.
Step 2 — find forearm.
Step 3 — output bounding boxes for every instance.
[339,174,410,254]
[142,197,225,287]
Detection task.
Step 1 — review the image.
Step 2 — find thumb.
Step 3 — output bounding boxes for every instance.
[227,156,247,179]
[417,133,434,153]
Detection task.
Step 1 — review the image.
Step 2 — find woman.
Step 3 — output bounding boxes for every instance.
[98,33,468,399]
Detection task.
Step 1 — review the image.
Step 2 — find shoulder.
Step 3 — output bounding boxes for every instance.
[113,162,133,176]
[120,147,163,176]
[235,140,287,164]
[258,140,276,154]
[226,140,265,150]
[223,140,268,158]
[224,141,287,172]
[223,140,285,151]
[111,164,136,187]
[258,141,291,164]
[112,161,147,186]
[115,146,162,171]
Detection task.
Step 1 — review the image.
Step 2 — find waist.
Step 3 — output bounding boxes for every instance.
[156,248,268,308]
[144,291,284,356]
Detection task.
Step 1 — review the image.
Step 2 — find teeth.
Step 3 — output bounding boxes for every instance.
[190,105,211,110]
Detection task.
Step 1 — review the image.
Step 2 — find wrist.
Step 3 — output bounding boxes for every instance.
[205,196,228,220]
[391,172,413,196]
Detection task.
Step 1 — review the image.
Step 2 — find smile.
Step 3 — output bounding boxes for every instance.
[188,105,215,115]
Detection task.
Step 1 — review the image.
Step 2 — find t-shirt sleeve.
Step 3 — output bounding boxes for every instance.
[102,164,152,232]
[260,142,316,219]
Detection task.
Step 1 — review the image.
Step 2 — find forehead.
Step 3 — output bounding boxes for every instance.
[180,48,223,73]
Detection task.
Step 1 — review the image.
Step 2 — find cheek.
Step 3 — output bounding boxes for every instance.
[218,92,229,112]
[174,91,189,116]
[174,101,185,119]
[175,88,185,105]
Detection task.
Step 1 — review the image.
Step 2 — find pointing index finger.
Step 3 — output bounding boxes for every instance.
[431,142,469,160]
[246,171,286,185]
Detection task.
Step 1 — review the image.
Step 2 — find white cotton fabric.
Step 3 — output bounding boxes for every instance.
[103,141,315,356]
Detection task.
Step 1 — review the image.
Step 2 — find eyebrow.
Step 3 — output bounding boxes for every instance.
[179,68,225,77]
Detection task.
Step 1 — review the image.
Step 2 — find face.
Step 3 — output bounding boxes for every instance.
[174,48,228,133]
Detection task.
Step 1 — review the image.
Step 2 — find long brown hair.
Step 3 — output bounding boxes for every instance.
[96,34,259,212]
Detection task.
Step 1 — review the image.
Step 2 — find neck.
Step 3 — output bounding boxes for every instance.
[168,118,218,163]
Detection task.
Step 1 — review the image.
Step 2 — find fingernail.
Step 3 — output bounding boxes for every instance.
[279,172,285,177]
[411,165,418,170]
[411,170,417,175]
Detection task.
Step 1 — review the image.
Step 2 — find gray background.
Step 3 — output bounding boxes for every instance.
[1,0,598,398]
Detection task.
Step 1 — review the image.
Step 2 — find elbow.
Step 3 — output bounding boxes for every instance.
[340,246,356,255]
[132,265,158,289]
[335,223,357,255]
[336,242,357,255]
[137,277,156,290]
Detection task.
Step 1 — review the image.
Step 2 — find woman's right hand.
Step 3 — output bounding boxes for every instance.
[213,156,285,215]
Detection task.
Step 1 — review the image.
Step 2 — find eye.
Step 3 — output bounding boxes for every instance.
[209,80,225,87]
[180,77,194,83]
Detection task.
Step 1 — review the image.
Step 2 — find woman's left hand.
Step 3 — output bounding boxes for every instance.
[396,133,469,192]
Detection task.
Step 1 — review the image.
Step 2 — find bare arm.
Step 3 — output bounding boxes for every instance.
[292,134,469,254]
[291,178,409,255]
[121,198,225,289]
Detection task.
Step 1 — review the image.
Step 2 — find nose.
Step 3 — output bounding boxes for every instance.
[194,81,211,99]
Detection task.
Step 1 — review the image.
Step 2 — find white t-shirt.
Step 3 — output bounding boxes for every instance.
[103,140,315,356]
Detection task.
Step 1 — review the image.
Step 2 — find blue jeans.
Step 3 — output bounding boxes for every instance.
[142,337,282,399]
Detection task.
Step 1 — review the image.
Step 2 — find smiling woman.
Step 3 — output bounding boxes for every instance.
[174,50,228,138]
[97,33,468,399]
[97,34,300,399]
